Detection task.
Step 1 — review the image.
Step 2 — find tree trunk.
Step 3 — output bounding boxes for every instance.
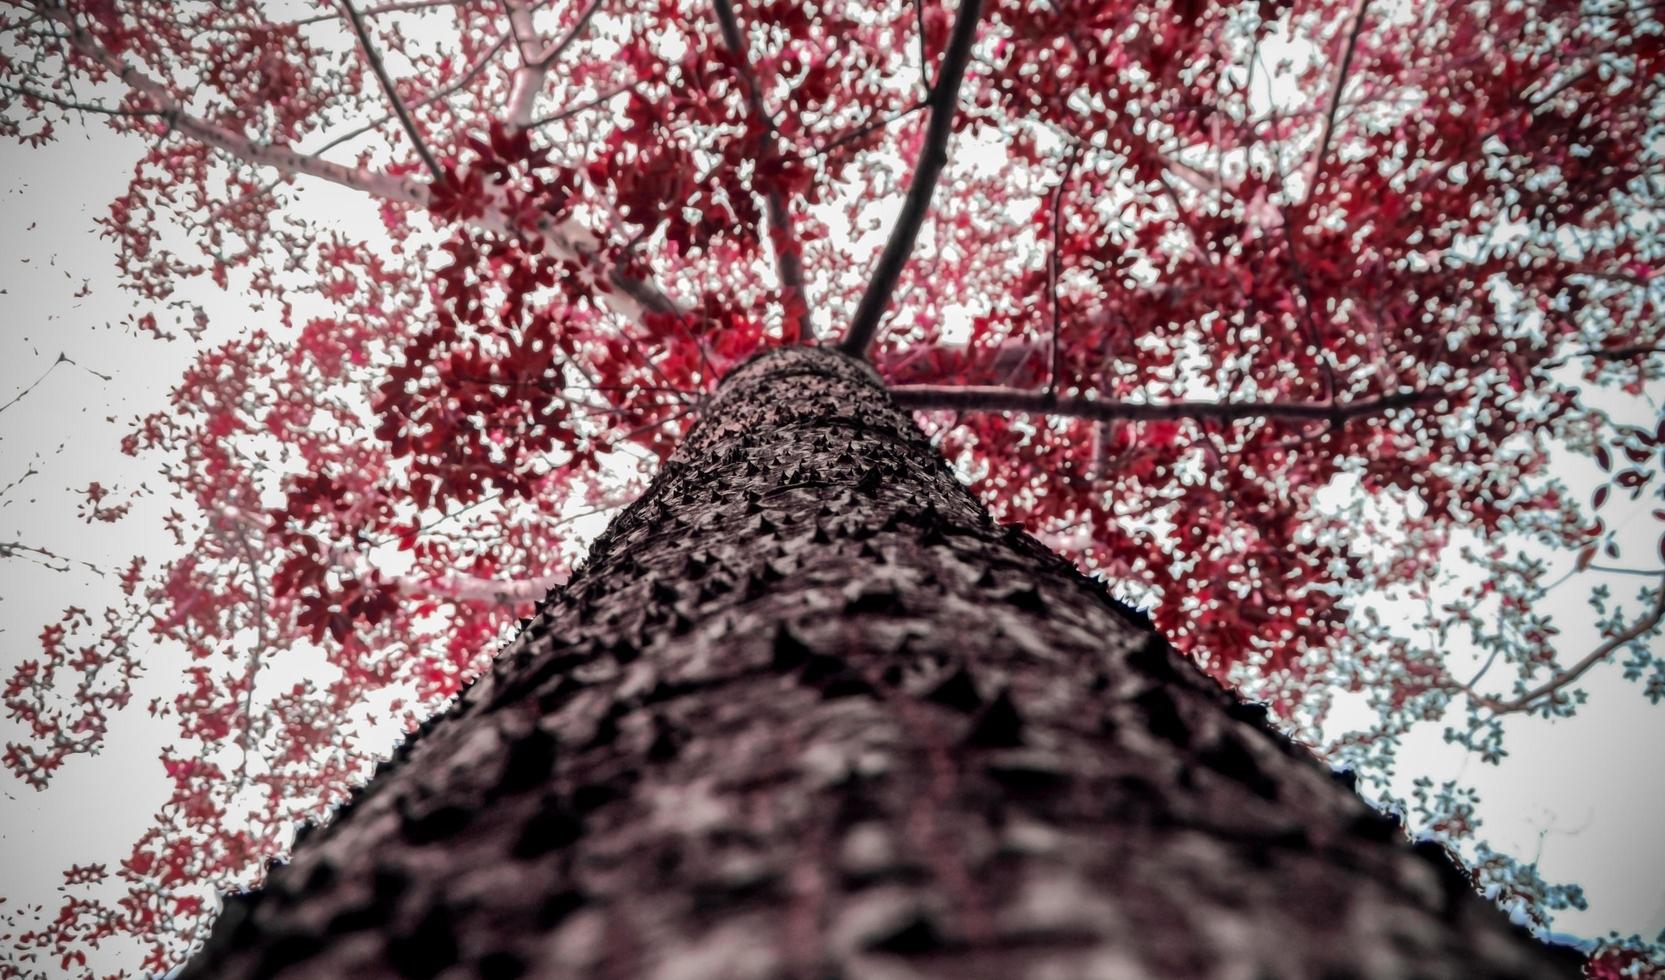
[184,346,1578,980]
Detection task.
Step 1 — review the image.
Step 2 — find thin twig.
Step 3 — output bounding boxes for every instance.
[1467,574,1665,714]
[0,80,163,117]
[1,352,107,418]
[615,404,700,445]
[0,541,107,576]
[1279,220,1337,401]
[527,81,638,129]
[808,100,927,159]
[312,30,511,158]
[342,0,446,182]
[290,0,463,28]
[534,0,605,68]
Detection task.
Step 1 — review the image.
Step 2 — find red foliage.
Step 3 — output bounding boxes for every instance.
[1,0,1661,974]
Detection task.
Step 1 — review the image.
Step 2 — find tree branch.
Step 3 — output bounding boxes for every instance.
[309,29,512,159]
[221,492,573,607]
[1541,342,1665,372]
[838,0,982,358]
[289,0,464,28]
[1467,574,1665,715]
[228,521,272,781]
[712,0,812,342]
[385,568,564,604]
[201,29,510,241]
[1584,343,1665,360]
[0,541,107,576]
[342,0,445,183]
[807,99,927,159]
[1306,0,1369,199]
[889,384,1432,424]
[0,80,162,117]
[38,3,681,323]
[2,352,91,418]
[1046,149,1078,394]
[534,0,606,68]
[527,81,638,129]
[502,0,603,128]
[913,0,933,96]
[311,532,564,605]
[502,0,545,126]
[1588,564,1665,578]
[43,4,427,204]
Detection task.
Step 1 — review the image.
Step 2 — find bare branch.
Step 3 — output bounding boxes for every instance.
[1155,170,1219,269]
[376,564,563,604]
[342,0,445,182]
[712,0,812,341]
[838,0,983,358]
[218,499,566,605]
[1588,564,1665,577]
[0,541,107,577]
[1467,574,1665,715]
[2,353,66,418]
[890,383,1433,425]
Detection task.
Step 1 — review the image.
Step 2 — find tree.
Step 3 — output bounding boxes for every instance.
[0,0,1660,975]
[184,344,1587,978]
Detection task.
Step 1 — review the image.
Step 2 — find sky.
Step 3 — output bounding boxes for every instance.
[2,27,1665,980]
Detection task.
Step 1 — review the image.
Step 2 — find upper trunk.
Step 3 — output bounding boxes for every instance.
[185,345,1577,979]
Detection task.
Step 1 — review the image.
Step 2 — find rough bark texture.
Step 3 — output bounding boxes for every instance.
[183,346,1579,980]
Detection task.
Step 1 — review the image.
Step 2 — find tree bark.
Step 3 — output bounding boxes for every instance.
[183,346,1579,980]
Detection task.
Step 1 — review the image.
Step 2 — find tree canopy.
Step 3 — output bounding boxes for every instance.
[1,0,1662,974]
